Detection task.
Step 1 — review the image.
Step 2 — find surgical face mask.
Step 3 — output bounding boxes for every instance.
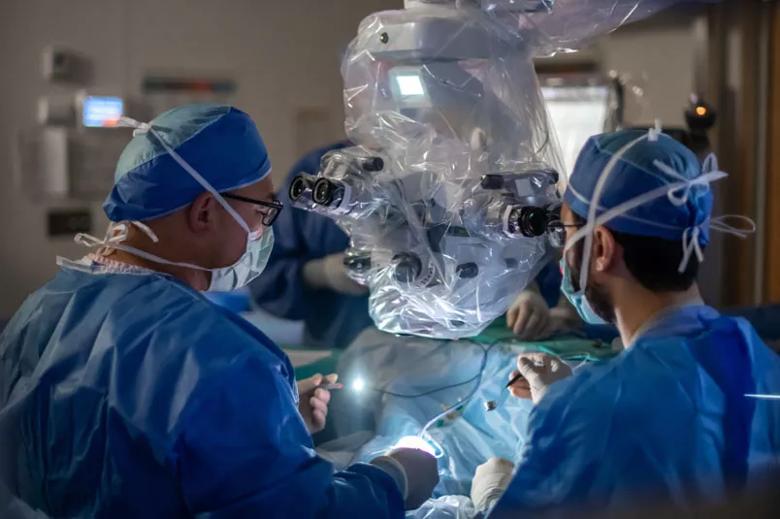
[208,227,274,291]
[77,220,274,292]
[559,257,608,326]
[75,116,275,291]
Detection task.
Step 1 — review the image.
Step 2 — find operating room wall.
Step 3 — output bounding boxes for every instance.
[598,15,697,128]
[0,0,400,320]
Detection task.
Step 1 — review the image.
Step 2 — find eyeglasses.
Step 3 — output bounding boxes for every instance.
[222,193,284,227]
[547,219,583,248]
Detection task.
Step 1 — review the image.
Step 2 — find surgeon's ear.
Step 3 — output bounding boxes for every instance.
[187,191,217,233]
[592,225,617,273]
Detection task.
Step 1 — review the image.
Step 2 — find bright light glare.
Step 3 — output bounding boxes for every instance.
[745,393,780,400]
[396,75,425,97]
[393,435,436,456]
[351,377,366,392]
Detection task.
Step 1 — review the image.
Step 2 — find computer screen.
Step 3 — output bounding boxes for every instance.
[82,96,124,128]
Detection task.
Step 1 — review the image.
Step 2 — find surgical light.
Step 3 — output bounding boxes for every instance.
[352,377,367,392]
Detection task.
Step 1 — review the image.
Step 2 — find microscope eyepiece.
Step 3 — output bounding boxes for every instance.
[289,175,311,202]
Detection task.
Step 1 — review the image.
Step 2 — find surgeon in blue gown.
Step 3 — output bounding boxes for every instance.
[0,104,438,518]
[474,130,780,515]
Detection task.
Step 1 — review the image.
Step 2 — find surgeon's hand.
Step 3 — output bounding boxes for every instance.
[507,288,550,340]
[471,457,515,512]
[543,305,584,337]
[508,353,573,404]
[303,253,368,296]
[386,447,439,510]
[297,373,341,434]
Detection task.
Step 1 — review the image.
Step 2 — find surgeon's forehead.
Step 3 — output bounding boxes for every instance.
[235,177,275,200]
[560,202,577,222]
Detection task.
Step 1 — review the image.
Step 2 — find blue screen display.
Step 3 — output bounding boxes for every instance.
[82,96,124,127]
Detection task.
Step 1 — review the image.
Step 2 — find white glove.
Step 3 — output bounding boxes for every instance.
[506,289,550,340]
[471,457,515,512]
[371,448,439,510]
[303,253,368,296]
[542,305,584,338]
[508,352,573,404]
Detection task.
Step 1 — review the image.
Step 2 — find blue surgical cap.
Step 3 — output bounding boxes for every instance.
[564,129,713,246]
[104,103,271,222]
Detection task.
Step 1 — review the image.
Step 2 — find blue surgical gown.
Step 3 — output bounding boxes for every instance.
[492,304,780,515]
[249,141,374,349]
[0,262,403,518]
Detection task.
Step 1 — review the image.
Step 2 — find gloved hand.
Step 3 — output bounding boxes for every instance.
[297,373,341,434]
[303,252,368,296]
[542,305,584,338]
[507,352,573,404]
[371,448,439,510]
[506,288,551,340]
[471,457,515,512]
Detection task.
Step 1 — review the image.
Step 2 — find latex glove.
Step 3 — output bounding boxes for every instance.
[507,352,573,404]
[371,448,439,510]
[537,306,584,339]
[506,289,550,340]
[471,457,515,512]
[303,253,368,296]
[297,373,341,434]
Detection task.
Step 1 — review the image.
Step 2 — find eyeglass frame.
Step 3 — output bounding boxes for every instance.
[221,193,284,227]
[547,219,584,248]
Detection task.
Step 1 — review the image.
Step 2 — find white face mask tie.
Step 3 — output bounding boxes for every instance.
[647,119,663,142]
[74,221,159,256]
[679,226,703,274]
[574,132,649,293]
[675,215,757,273]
